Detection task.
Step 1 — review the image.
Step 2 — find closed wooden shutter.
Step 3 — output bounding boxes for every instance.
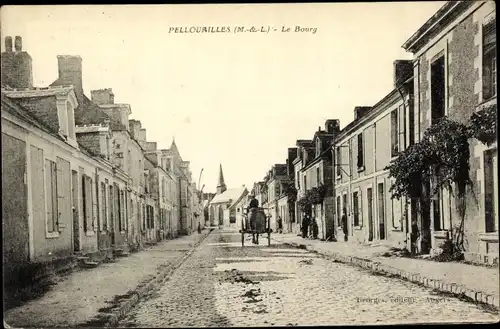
[45,159,57,232]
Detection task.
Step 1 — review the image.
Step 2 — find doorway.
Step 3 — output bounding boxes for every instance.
[420,180,432,254]
[377,183,386,240]
[71,170,80,252]
[367,187,374,241]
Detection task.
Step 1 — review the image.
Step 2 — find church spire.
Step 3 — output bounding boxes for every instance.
[216,163,227,194]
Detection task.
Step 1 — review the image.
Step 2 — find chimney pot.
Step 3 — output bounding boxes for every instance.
[5,36,13,52]
[14,36,22,51]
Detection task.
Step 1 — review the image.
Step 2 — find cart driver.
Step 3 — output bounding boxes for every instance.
[247,194,259,212]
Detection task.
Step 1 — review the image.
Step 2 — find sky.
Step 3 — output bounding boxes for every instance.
[1,2,446,193]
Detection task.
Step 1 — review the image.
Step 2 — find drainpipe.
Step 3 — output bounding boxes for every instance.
[95,167,101,255]
[331,141,337,242]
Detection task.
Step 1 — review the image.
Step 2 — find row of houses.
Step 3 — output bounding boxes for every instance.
[1,36,204,295]
[252,1,497,265]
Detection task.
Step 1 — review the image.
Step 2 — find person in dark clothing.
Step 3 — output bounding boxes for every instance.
[341,208,348,242]
[410,219,420,254]
[301,214,310,238]
[247,195,259,212]
[311,217,318,239]
[277,216,283,234]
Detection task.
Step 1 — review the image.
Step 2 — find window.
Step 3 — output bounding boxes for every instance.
[303,176,307,191]
[391,109,399,157]
[431,56,446,124]
[296,171,301,189]
[484,149,498,232]
[45,159,58,233]
[316,167,321,186]
[101,182,107,230]
[336,147,341,177]
[483,17,497,100]
[353,192,360,227]
[146,205,154,229]
[409,101,415,146]
[357,133,364,169]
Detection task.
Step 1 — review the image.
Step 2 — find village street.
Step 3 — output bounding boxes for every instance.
[118,229,497,327]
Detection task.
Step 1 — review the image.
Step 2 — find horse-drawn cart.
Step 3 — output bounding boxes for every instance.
[239,207,272,246]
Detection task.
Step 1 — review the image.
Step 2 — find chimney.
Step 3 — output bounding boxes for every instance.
[393,60,413,88]
[129,119,141,139]
[57,55,83,100]
[14,36,22,51]
[5,36,12,52]
[287,147,298,177]
[1,36,33,89]
[139,128,147,142]
[91,88,115,105]
[354,106,372,120]
[325,119,340,134]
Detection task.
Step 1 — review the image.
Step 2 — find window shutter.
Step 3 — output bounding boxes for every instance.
[45,160,54,232]
[91,175,97,231]
[484,19,496,50]
[359,189,363,227]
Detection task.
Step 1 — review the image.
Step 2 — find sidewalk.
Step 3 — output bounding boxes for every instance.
[4,229,213,328]
[273,233,499,309]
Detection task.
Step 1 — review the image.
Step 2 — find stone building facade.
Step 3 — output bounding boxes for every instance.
[402,0,497,263]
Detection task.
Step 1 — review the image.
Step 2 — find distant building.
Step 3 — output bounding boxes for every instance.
[208,164,248,227]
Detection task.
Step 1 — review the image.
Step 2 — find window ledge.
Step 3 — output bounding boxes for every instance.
[85,231,95,237]
[354,226,362,230]
[391,228,403,232]
[357,166,365,173]
[120,231,127,235]
[434,230,450,239]
[336,175,342,181]
[46,232,60,239]
[476,96,497,112]
[479,232,498,243]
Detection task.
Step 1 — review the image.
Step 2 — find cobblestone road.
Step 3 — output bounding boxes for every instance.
[118,229,498,327]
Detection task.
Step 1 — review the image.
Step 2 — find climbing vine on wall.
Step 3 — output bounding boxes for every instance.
[385,107,497,256]
[469,104,497,146]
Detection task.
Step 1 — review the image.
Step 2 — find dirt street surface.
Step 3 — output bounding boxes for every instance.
[118,229,498,327]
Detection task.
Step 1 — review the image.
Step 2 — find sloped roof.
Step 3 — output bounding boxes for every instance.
[2,85,74,98]
[1,92,61,139]
[3,92,60,133]
[209,187,248,206]
[2,92,103,159]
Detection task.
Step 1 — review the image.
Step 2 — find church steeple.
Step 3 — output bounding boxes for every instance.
[216,163,227,194]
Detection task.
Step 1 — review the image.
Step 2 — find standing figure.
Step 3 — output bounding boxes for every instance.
[301,213,310,239]
[341,208,348,242]
[311,217,318,239]
[277,216,283,234]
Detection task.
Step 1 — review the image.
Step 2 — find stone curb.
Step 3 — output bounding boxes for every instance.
[276,238,499,310]
[104,229,214,327]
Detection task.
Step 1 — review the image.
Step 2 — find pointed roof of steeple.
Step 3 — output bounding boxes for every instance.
[169,137,181,158]
[217,163,226,188]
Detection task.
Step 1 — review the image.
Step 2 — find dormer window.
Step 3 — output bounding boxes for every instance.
[56,89,78,148]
